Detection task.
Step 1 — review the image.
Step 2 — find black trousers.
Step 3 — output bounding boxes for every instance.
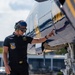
[8,62,29,75]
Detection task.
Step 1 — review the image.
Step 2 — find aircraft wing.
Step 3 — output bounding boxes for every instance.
[26,0,75,54]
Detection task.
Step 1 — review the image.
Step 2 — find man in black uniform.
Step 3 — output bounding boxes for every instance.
[3,20,54,75]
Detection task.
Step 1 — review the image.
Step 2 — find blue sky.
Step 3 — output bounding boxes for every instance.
[0,0,36,41]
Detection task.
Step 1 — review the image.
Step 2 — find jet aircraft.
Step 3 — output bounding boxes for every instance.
[26,0,75,54]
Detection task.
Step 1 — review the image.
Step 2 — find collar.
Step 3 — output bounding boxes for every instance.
[13,32,23,37]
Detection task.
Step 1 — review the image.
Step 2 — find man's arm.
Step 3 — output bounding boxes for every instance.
[3,46,11,74]
[31,30,54,44]
[3,46,9,66]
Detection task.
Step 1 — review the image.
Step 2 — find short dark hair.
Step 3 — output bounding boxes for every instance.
[14,20,27,30]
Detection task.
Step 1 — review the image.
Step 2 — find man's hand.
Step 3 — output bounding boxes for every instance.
[5,64,11,74]
[48,29,55,37]
[45,29,55,40]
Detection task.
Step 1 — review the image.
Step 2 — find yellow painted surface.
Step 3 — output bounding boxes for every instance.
[66,0,75,17]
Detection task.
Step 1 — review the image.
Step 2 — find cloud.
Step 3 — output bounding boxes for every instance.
[0,0,10,12]
[0,10,30,40]
[9,0,35,10]
[0,0,35,41]
[0,0,35,12]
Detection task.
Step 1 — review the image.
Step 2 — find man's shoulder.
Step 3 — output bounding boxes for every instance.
[5,34,15,39]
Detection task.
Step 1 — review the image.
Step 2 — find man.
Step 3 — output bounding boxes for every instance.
[3,20,54,75]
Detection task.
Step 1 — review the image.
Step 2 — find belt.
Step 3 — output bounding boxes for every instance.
[9,60,27,64]
[19,61,23,64]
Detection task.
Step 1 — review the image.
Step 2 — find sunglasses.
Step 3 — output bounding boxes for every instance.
[20,28,27,32]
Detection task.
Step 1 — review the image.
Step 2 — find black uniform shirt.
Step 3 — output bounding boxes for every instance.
[3,33,33,63]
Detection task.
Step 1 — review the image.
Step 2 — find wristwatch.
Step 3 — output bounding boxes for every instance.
[45,35,48,39]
